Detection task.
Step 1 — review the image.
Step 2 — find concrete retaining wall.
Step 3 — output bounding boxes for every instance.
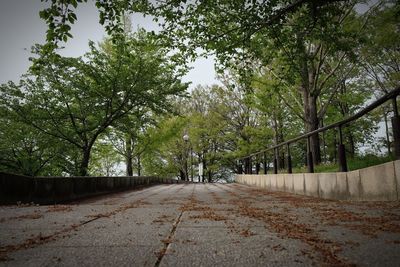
[0,172,179,204]
[235,160,400,201]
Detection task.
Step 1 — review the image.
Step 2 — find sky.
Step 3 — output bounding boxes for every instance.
[0,0,220,88]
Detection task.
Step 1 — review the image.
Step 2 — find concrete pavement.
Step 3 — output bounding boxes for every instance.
[1,183,400,266]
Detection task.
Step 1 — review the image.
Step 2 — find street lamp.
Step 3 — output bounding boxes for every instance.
[183,134,189,181]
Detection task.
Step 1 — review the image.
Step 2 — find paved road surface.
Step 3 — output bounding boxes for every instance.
[1,183,400,266]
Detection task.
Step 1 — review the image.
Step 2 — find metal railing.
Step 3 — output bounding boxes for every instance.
[237,86,400,174]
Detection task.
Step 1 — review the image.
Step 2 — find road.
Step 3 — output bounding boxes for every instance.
[1,183,400,266]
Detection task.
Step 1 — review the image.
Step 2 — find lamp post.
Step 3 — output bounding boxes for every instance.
[183,133,189,181]
[190,147,194,182]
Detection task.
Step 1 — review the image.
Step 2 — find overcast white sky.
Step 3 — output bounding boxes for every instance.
[0,0,220,88]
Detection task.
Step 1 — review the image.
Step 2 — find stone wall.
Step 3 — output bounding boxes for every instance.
[0,172,179,204]
[235,160,400,201]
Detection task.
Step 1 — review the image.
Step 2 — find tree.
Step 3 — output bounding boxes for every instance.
[38,1,344,46]
[184,83,273,179]
[0,114,61,176]
[89,138,124,176]
[106,110,156,176]
[252,73,303,169]
[140,114,188,178]
[360,1,400,94]
[1,30,187,176]
[359,1,400,156]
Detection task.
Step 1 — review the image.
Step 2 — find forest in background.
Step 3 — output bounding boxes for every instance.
[0,0,399,181]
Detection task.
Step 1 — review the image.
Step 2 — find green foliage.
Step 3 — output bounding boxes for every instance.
[0,117,60,176]
[360,0,400,93]
[39,0,150,45]
[1,30,186,176]
[2,0,398,179]
[137,83,275,181]
[140,115,188,177]
[89,139,124,176]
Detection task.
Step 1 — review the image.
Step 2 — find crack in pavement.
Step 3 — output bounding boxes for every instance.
[154,184,196,267]
[154,210,184,267]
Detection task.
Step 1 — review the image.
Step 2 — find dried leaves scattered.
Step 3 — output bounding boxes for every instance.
[189,210,227,221]
[153,215,175,224]
[46,205,73,213]
[86,200,150,219]
[1,193,156,261]
[218,184,358,266]
[240,229,255,237]
[265,190,400,238]
[0,224,79,261]
[3,183,400,266]
[0,213,43,223]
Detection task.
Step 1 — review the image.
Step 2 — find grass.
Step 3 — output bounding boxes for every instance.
[285,154,395,174]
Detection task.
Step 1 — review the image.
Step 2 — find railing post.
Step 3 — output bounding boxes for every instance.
[263,152,267,174]
[392,97,400,160]
[274,148,278,174]
[338,125,348,172]
[307,136,314,173]
[287,143,292,174]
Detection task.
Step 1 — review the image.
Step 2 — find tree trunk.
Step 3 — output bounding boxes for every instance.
[79,148,91,176]
[333,131,338,163]
[237,161,243,174]
[255,162,260,174]
[320,119,327,162]
[302,91,321,164]
[125,134,133,176]
[278,128,285,169]
[126,155,133,176]
[272,116,284,170]
[137,154,141,176]
[280,152,285,170]
[202,155,206,182]
[180,170,185,180]
[208,170,212,183]
[347,130,355,158]
[384,111,391,156]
